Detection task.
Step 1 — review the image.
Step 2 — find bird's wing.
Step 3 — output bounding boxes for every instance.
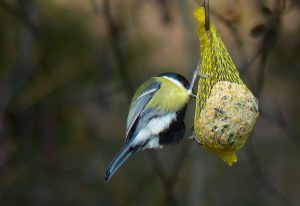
[126,78,161,142]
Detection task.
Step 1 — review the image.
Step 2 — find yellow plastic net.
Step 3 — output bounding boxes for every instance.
[193,7,259,165]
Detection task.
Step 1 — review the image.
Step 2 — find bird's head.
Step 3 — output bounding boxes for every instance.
[159,72,190,91]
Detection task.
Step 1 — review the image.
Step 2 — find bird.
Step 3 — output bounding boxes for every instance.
[104,72,193,182]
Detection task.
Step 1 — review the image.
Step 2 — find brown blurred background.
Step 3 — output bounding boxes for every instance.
[0,0,299,205]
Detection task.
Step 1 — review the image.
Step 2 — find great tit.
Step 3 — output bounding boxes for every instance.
[104,72,193,182]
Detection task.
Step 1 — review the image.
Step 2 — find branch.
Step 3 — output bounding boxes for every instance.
[102,0,134,99]
[0,1,22,18]
[211,9,248,66]
[0,0,38,34]
[90,0,101,14]
[247,141,295,206]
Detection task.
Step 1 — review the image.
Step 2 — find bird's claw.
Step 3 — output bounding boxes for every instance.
[199,73,208,78]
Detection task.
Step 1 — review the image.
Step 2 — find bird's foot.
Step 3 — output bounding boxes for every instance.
[187,60,208,96]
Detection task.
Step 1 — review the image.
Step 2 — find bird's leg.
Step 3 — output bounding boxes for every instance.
[188,60,207,97]
[187,130,203,145]
[187,133,196,140]
[187,61,200,95]
[187,129,203,145]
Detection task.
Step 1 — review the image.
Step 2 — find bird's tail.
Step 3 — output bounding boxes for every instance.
[104,139,136,182]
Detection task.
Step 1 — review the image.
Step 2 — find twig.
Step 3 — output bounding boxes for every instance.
[247,140,295,206]
[171,142,190,181]
[102,0,134,99]
[260,108,300,144]
[0,0,38,34]
[0,0,39,111]
[211,9,248,68]
[0,1,23,18]
[90,0,101,14]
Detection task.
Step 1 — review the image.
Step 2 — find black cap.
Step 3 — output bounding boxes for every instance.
[159,72,190,89]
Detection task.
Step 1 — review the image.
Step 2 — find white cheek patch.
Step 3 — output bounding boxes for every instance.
[132,113,176,148]
[163,77,187,91]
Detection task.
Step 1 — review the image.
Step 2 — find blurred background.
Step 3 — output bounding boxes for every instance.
[0,0,299,205]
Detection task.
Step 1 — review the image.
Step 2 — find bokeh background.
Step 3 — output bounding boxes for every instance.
[0,0,300,205]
